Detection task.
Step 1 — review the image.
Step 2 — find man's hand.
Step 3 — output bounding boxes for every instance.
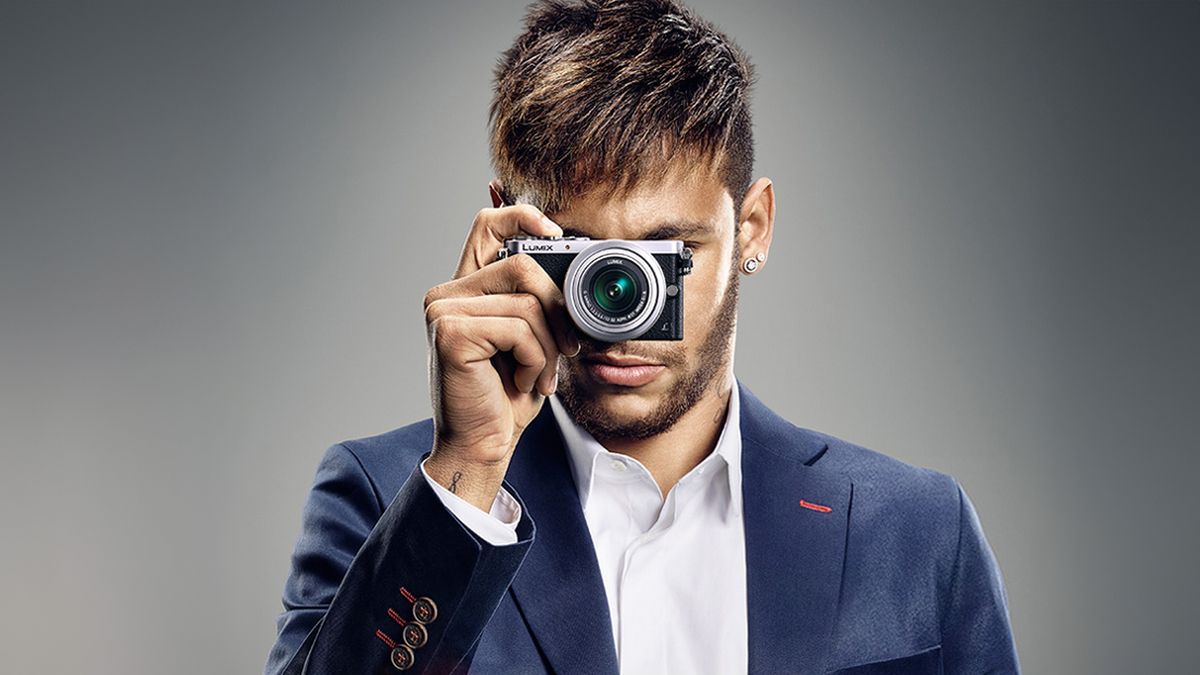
[422,203,581,513]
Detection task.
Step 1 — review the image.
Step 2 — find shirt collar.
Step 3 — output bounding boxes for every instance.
[546,374,743,519]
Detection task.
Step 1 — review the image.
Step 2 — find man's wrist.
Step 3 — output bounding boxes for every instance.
[424,454,509,513]
[420,457,521,546]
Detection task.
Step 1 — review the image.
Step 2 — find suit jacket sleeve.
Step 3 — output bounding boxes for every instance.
[420,457,522,546]
[940,480,1021,674]
[264,443,536,675]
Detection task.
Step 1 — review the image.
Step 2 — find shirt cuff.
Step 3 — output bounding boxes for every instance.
[420,456,522,546]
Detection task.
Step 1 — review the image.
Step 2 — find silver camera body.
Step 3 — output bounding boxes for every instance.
[497,236,693,341]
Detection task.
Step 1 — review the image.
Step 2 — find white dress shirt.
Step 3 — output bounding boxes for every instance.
[421,378,747,674]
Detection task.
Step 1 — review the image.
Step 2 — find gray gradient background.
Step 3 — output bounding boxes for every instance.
[2,1,1197,673]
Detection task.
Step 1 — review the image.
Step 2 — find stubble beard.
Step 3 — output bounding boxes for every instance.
[556,243,740,442]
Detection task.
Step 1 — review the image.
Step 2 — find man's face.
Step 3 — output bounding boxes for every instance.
[549,159,741,442]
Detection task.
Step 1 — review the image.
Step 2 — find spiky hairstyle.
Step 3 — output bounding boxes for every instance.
[489,0,756,214]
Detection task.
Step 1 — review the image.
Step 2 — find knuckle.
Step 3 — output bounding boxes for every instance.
[512,253,546,284]
[510,251,536,274]
[529,350,547,369]
[426,316,441,346]
[513,203,540,220]
[517,293,542,315]
[430,315,460,347]
[423,286,442,311]
[520,315,539,337]
[423,297,442,324]
[524,324,550,360]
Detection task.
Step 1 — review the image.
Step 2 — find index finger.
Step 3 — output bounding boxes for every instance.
[453,203,563,279]
[428,253,579,357]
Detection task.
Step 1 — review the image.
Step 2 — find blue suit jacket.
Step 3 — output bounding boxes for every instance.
[265,379,1020,674]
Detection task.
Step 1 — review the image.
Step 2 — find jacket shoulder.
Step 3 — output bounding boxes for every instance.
[739,381,958,505]
[331,417,436,501]
[811,427,959,500]
[742,380,964,547]
[797,426,964,564]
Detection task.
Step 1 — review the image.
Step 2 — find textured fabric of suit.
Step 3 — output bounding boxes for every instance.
[264,378,1020,674]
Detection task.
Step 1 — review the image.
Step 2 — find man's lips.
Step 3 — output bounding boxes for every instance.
[582,355,665,386]
[583,354,661,367]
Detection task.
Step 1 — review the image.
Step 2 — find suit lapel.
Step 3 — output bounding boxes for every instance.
[505,382,852,675]
[506,403,620,675]
[739,381,854,675]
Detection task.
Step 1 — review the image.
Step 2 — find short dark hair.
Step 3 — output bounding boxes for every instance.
[490,0,756,214]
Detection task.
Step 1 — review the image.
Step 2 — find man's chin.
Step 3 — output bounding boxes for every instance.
[564,381,664,414]
[556,365,709,442]
[555,390,664,442]
[573,386,657,413]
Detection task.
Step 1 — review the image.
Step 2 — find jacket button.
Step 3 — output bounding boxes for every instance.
[389,645,415,670]
[402,622,428,649]
[412,597,438,624]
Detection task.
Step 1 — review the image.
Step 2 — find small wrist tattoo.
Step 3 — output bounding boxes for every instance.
[449,471,463,494]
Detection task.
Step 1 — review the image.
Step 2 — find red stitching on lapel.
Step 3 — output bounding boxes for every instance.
[799,499,832,513]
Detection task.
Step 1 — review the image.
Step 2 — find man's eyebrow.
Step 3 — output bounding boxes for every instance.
[560,221,716,240]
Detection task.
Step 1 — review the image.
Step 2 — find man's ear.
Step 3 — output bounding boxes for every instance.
[488,178,506,208]
[737,177,775,271]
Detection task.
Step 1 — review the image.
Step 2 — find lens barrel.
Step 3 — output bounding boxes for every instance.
[563,240,666,342]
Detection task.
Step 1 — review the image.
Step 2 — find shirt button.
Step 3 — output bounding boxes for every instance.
[610,459,628,472]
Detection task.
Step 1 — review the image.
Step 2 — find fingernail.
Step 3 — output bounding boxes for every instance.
[541,215,562,235]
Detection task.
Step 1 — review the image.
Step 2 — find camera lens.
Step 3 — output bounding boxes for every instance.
[581,258,649,325]
[592,268,638,314]
[563,240,667,342]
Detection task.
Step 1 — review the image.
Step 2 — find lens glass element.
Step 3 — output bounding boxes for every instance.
[592,268,638,314]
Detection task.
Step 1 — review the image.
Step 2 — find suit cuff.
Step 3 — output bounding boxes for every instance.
[420,457,522,546]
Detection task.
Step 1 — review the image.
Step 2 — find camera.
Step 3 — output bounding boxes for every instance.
[497,236,693,341]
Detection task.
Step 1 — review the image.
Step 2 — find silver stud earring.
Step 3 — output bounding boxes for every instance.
[742,257,759,273]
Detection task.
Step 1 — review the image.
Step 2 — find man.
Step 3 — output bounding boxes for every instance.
[265,1,1020,673]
